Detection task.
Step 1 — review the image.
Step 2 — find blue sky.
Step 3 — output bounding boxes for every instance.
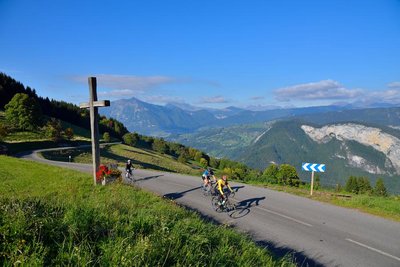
[1,0,400,109]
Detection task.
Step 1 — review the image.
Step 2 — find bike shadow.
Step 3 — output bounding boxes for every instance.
[229,196,266,219]
[163,186,202,200]
[236,196,266,209]
[231,185,245,192]
[135,174,164,182]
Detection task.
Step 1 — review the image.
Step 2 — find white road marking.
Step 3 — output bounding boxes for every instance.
[256,206,313,227]
[346,238,400,262]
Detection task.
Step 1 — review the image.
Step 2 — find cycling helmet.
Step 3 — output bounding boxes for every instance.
[127,159,131,163]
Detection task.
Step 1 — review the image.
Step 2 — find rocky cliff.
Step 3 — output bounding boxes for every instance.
[301,123,400,175]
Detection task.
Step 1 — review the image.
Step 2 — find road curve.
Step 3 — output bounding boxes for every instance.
[20,148,400,267]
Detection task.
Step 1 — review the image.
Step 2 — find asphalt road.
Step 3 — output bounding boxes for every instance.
[20,148,400,267]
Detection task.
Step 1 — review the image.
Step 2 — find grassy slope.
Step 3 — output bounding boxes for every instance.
[0,155,292,266]
[41,144,203,176]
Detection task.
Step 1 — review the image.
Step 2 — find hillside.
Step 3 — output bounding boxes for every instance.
[0,155,287,266]
[173,119,400,194]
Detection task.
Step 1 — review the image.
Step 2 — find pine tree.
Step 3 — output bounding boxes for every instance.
[345,176,358,194]
[374,178,388,197]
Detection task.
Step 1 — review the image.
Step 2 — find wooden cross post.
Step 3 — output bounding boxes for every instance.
[79,77,110,185]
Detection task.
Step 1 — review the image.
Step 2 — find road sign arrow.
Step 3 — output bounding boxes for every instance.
[310,164,318,172]
[302,163,310,171]
[318,164,326,172]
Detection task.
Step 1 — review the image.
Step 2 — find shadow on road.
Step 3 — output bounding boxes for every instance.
[163,186,202,200]
[135,174,164,182]
[231,185,245,192]
[236,196,266,208]
[256,240,326,267]
[229,196,266,219]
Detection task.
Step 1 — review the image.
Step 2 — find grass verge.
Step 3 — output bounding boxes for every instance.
[0,155,292,266]
[251,182,400,222]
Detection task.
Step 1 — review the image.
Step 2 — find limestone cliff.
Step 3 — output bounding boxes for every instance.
[301,123,400,175]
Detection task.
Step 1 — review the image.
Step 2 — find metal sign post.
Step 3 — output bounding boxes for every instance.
[79,77,110,185]
[302,163,325,196]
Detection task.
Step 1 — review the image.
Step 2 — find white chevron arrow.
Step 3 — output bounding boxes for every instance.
[302,163,310,171]
[310,164,318,172]
[318,164,326,172]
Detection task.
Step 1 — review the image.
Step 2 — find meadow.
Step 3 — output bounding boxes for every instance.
[0,155,293,266]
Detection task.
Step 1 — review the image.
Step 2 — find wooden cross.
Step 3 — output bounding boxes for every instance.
[79,77,110,185]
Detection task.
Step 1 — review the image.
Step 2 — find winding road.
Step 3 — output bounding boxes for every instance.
[20,147,400,267]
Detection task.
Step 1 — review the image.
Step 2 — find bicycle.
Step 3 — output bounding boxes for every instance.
[125,169,134,181]
[211,191,236,212]
[201,180,216,196]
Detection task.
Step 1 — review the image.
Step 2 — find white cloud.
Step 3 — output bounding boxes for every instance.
[367,89,400,104]
[274,80,364,102]
[388,82,400,89]
[142,95,185,104]
[71,74,177,98]
[201,95,229,104]
[250,96,265,100]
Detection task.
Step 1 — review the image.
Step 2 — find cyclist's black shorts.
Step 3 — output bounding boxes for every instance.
[202,175,210,181]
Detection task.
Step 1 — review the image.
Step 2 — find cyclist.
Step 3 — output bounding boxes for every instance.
[202,167,216,187]
[202,168,210,187]
[216,175,234,205]
[125,159,134,179]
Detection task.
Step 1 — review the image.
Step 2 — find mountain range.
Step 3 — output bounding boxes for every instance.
[100,96,379,137]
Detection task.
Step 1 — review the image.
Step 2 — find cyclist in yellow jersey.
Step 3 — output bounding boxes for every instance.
[216,175,234,205]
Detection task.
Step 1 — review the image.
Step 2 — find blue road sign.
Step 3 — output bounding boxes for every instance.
[302,163,326,172]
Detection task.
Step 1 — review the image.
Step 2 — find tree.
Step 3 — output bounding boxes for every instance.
[5,93,42,130]
[199,158,208,168]
[209,157,220,169]
[374,178,388,197]
[0,123,8,141]
[103,132,111,142]
[262,164,279,184]
[357,177,372,195]
[64,127,74,140]
[178,153,188,163]
[345,176,358,194]
[194,151,204,162]
[276,164,300,187]
[44,118,63,142]
[152,138,168,154]
[123,133,139,147]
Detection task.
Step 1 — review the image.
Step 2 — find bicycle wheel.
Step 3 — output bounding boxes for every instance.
[225,198,236,212]
[201,183,210,196]
[211,196,223,213]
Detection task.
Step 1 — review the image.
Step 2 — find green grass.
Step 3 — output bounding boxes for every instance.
[41,144,203,176]
[249,181,400,222]
[0,155,292,266]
